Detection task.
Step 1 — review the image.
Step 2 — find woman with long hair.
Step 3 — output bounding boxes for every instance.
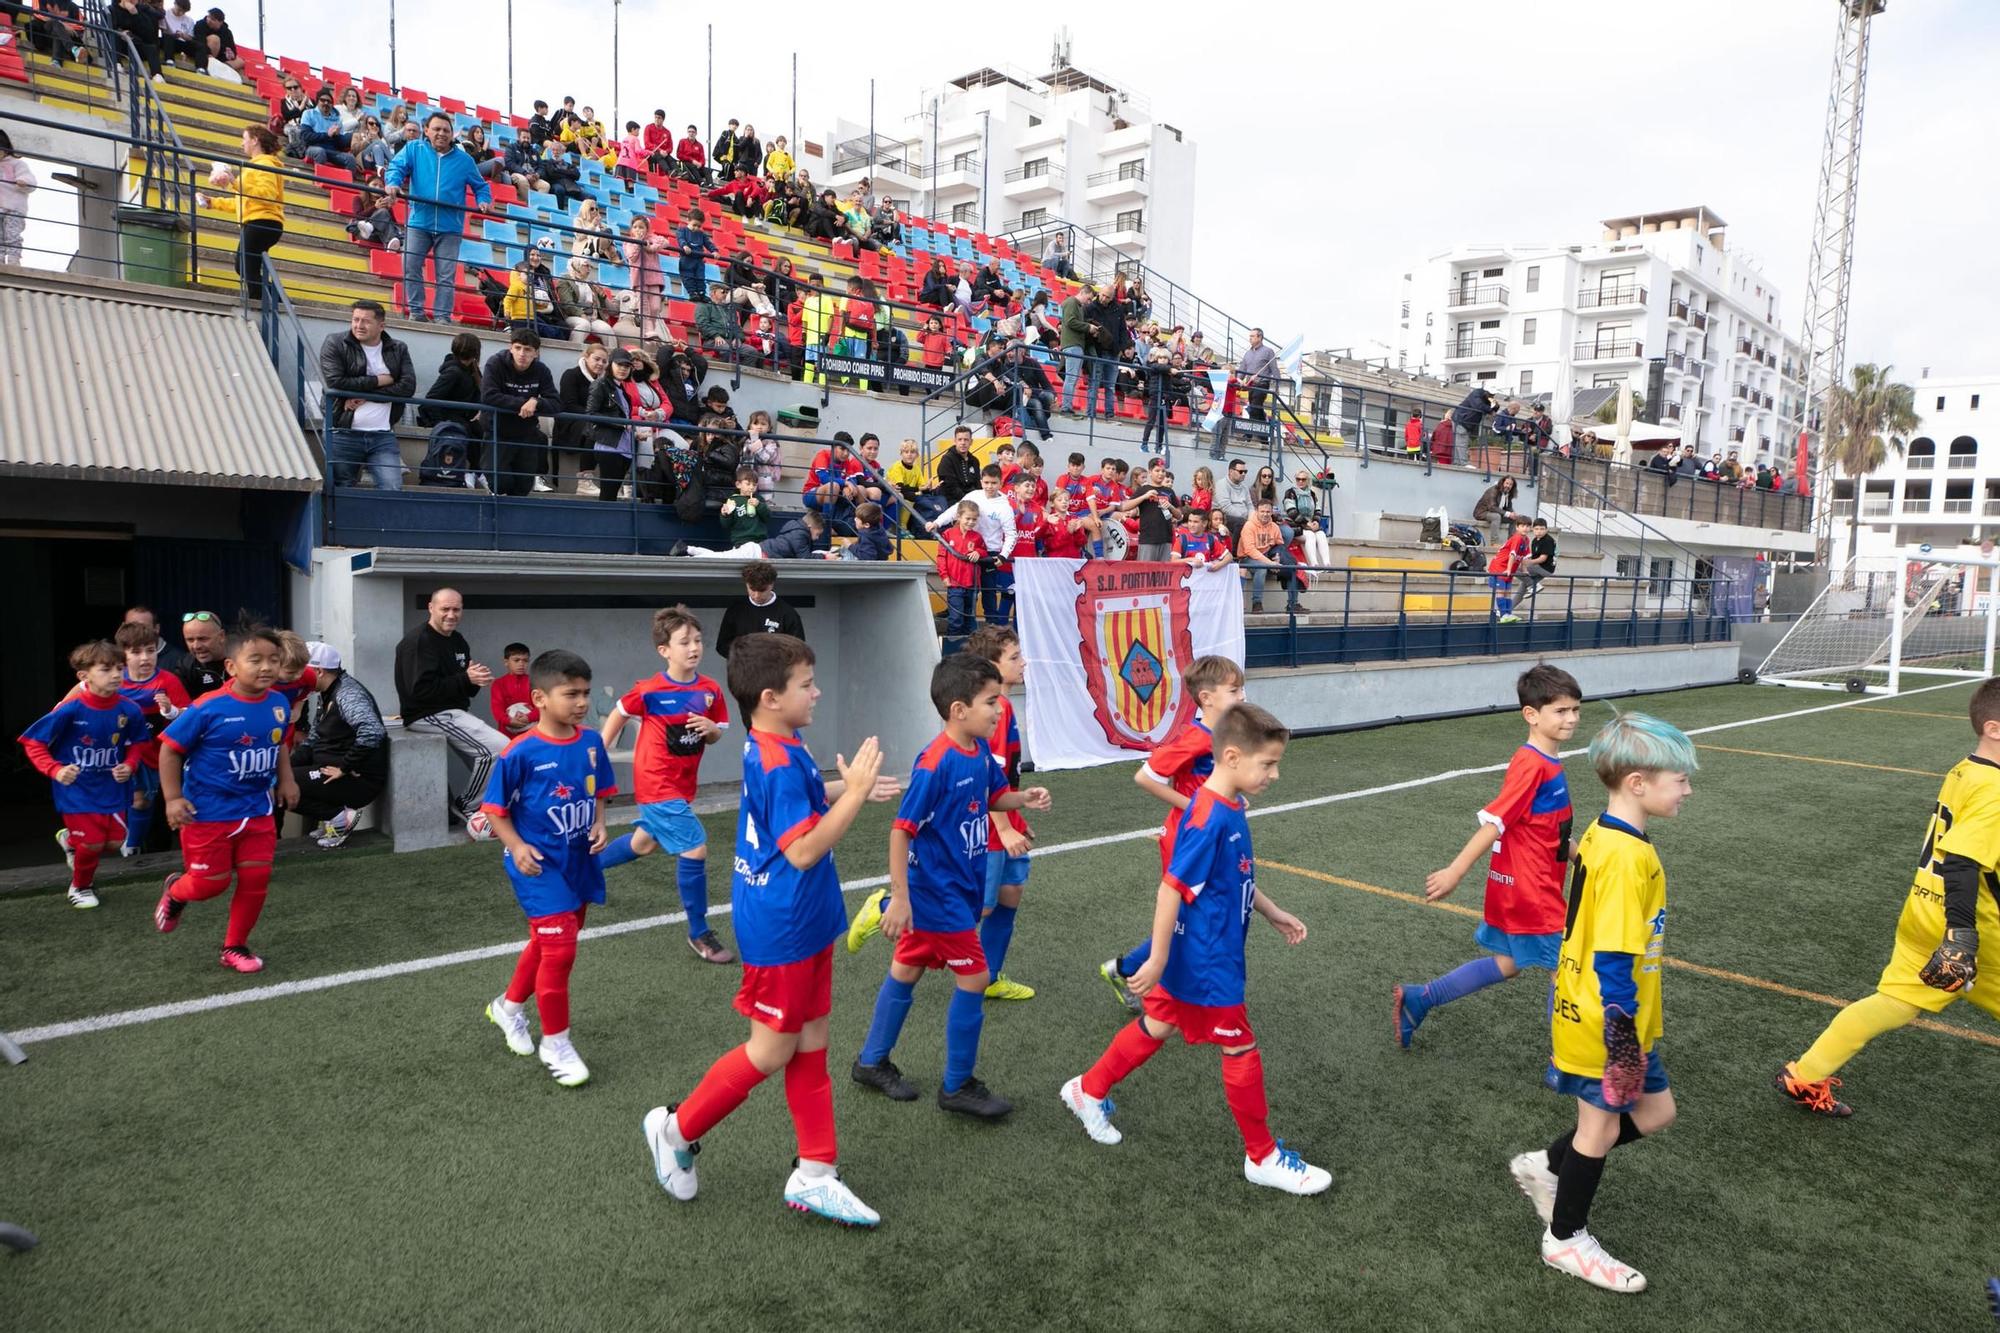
[621,216,670,342]
[220,123,285,303]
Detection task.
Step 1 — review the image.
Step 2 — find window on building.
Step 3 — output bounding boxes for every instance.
[1478,319,1500,330]
[1027,115,1042,127]
[952,150,975,170]
[1483,267,1502,278]
[1974,394,1983,410]
[1938,396,1947,411]
[1117,160,1144,180]
[1525,265,1540,293]
[1451,373,1471,385]
[1648,558,1676,597]
[1476,370,1497,382]
[1020,207,1048,227]
[1519,370,1534,395]
[1115,208,1144,232]
[951,202,976,223]
[1522,317,1537,346]
[1022,157,1047,178]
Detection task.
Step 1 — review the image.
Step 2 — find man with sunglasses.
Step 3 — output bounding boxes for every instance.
[176,611,228,700]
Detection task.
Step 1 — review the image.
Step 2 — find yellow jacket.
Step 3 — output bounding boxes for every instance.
[237,154,284,225]
[764,148,795,179]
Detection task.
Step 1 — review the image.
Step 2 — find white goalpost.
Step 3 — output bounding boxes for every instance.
[1757,550,2000,694]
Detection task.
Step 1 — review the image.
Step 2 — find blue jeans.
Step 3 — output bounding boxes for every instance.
[1013,385,1054,438]
[1061,346,1085,411]
[946,587,977,636]
[981,565,1013,625]
[1087,355,1116,419]
[1246,553,1298,609]
[326,429,404,490]
[305,146,359,172]
[402,227,462,321]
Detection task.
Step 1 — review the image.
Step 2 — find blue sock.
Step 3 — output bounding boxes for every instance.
[1416,956,1509,1012]
[1118,939,1152,977]
[943,986,986,1093]
[858,975,916,1066]
[125,801,155,852]
[980,905,1017,979]
[1496,595,1513,616]
[677,854,710,937]
[597,832,641,870]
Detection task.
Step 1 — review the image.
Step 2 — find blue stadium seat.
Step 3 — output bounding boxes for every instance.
[456,239,497,267]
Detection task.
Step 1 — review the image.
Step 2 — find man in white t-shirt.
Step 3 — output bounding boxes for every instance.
[317,300,416,490]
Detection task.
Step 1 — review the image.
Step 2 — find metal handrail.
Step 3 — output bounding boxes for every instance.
[1576,285,1647,308]
[1084,166,1145,187]
[1002,164,1064,186]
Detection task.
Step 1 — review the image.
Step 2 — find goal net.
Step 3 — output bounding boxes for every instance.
[1757,551,1999,694]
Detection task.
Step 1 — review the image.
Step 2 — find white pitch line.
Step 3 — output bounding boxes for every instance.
[11,678,1971,1048]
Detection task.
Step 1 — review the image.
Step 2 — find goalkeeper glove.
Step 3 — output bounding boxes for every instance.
[1601,1006,1645,1109]
[1918,928,1977,993]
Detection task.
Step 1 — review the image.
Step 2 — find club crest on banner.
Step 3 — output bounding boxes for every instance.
[1072,561,1197,749]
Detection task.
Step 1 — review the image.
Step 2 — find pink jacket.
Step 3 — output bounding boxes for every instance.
[616,135,648,172]
[621,232,668,292]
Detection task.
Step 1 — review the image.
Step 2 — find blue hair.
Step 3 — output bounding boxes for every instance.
[1588,711,1697,787]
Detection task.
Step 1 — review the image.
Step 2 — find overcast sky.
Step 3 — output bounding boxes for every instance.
[44,1,1994,380]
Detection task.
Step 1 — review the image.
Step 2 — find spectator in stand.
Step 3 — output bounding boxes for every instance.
[683,469,774,555]
[1237,328,1279,421]
[555,341,607,497]
[482,327,559,497]
[1429,414,1457,466]
[461,124,506,183]
[734,124,762,178]
[1249,465,1285,530]
[19,0,85,68]
[417,331,485,483]
[802,189,841,243]
[1091,286,1127,418]
[696,284,744,356]
[269,77,313,152]
[487,643,537,737]
[1026,291,1061,349]
[1672,445,1699,485]
[196,6,244,77]
[1526,404,1554,452]
[1473,474,1524,545]
[299,87,358,172]
[351,118,396,182]
[334,87,366,137]
[721,248,775,316]
[1282,469,1333,568]
[1058,285,1091,409]
[972,259,1005,306]
[1647,446,1674,480]
[109,0,167,82]
[688,508,831,562]
[1218,457,1252,540]
[1045,231,1073,280]
[394,587,505,837]
[1452,384,1497,458]
[385,112,491,323]
[919,258,954,309]
[534,135,580,208]
[547,96,581,139]
[1238,498,1300,614]
[710,119,738,179]
[763,134,795,181]
[936,423,984,505]
[292,643,388,850]
[675,208,716,305]
[1404,408,1425,458]
[1006,342,1057,442]
[503,237,568,342]
[1140,347,1175,454]
[656,339,710,430]
[1516,518,1558,606]
[739,409,781,494]
[622,215,670,341]
[846,502,892,561]
[556,254,618,340]
[1723,451,1744,483]
[870,201,903,249]
[561,105,608,147]
[674,123,707,183]
[210,125,283,302]
[562,198,614,265]
[1120,459,1180,562]
[584,346,641,499]
[889,438,941,529]
[319,300,415,492]
[161,0,202,70]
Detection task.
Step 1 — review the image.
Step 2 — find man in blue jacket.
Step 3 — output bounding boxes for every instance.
[384,111,492,323]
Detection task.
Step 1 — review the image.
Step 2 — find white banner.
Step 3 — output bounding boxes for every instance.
[1016,559,1247,771]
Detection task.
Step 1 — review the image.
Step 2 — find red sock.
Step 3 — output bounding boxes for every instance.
[70,839,101,890]
[676,1044,770,1141]
[223,863,271,948]
[1082,1019,1165,1099]
[504,934,541,1005]
[1221,1046,1276,1162]
[784,1047,837,1164]
[170,869,231,903]
[530,911,579,1034]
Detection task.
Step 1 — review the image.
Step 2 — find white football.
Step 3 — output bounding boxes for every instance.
[507,703,532,725]
[208,162,234,187]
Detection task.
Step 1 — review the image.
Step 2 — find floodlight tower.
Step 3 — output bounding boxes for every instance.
[1797,0,1887,559]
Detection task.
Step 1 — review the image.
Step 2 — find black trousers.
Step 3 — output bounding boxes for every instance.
[236,220,283,302]
[292,748,385,823]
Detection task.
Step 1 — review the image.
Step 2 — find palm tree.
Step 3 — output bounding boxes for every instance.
[1824,362,1917,573]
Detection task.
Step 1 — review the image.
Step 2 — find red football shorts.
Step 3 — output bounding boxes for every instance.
[1142,985,1256,1047]
[733,944,834,1033]
[892,927,988,977]
[62,812,127,847]
[178,816,277,876]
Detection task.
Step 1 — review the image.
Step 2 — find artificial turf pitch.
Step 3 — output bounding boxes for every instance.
[3,681,1997,1330]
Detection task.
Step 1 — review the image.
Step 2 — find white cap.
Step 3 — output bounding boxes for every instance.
[306,642,342,671]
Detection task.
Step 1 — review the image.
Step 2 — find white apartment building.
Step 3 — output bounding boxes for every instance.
[1398,206,1804,467]
[823,45,1196,287]
[1837,373,1998,560]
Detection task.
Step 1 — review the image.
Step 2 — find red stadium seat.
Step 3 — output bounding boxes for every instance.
[401,87,427,105]
[368,247,401,279]
[322,68,350,90]
[488,181,519,206]
[362,77,392,96]
[510,114,531,131]
[314,164,355,185]
[326,186,359,216]
[475,106,502,124]
[439,95,466,114]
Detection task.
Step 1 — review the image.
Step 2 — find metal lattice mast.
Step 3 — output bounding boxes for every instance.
[1798,0,1886,559]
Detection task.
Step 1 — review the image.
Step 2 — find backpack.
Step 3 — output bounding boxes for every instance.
[671,457,707,522]
[418,422,469,487]
[639,444,688,506]
[475,268,508,324]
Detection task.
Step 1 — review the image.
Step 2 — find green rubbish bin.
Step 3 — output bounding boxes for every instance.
[116,205,189,289]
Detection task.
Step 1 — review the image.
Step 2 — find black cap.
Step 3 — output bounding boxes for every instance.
[609,348,634,365]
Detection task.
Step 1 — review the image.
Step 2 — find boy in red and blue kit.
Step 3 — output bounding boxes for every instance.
[110,620,188,857]
[1061,702,1331,1194]
[643,633,898,1226]
[849,654,1049,1117]
[19,640,152,910]
[1394,663,1582,1046]
[1173,508,1225,564]
[1099,655,1245,1011]
[482,649,619,1088]
[155,625,300,974]
[1490,517,1532,623]
[597,606,736,964]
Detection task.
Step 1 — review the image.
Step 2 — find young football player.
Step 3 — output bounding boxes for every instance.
[1777,676,2000,1117]
[19,641,150,909]
[1508,712,1694,1295]
[1395,664,1582,1046]
[1060,702,1329,1194]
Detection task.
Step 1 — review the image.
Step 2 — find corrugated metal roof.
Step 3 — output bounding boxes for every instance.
[0,275,321,491]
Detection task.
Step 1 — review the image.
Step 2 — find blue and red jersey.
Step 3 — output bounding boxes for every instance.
[1056,471,1090,502]
[1161,786,1258,1007]
[481,728,620,918]
[733,729,845,967]
[1174,528,1224,561]
[805,448,863,497]
[615,671,729,804]
[271,666,319,716]
[161,686,292,822]
[1479,743,1573,936]
[895,732,1010,933]
[18,691,151,816]
[1086,476,1127,511]
[986,693,1026,849]
[1009,499,1045,560]
[116,668,189,769]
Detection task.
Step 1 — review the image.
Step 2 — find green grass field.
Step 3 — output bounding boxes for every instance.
[4,681,1998,1330]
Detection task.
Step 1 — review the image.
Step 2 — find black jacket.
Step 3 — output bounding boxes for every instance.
[1092,299,1127,357]
[1452,387,1496,433]
[936,446,983,504]
[918,271,954,307]
[417,354,481,427]
[585,374,638,450]
[480,349,559,445]
[972,267,1005,304]
[176,655,228,702]
[319,330,417,429]
[304,671,389,783]
[554,364,599,450]
[657,347,710,426]
[715,594,805,662]
[394,622,478,723]
[726,254,758,289]
[759,519,829,562]
[732,135,762,177]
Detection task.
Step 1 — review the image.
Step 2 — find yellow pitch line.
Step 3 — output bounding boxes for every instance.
[1254,859,2000,1050]
[1849,706,1970,721]
[1693,743,1945,777]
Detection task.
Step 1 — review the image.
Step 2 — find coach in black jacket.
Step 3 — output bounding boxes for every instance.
[292,644,389,844]
[481,329,559,496]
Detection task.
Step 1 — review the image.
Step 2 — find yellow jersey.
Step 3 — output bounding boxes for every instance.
[1877,755,2000,1018]
[1550,815,1667,1078]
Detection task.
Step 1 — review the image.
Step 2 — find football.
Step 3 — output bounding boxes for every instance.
[507,703,532,725]
[208,162,235,187]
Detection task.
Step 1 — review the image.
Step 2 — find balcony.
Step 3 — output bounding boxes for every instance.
[1015,118,1066,152]
[1902,498,1932,514]
[1984,498,2000,516]
[1832,498,1856,516]
[1573,340,1644,363]
[1949,453,1979,470]
[1661,402,1684,422]
[1100,216,1147,246]
[1665,350,1689,373]
[1735,338,1754,356]
[1668,299,1690,324]
[1908,454,1936,469]
[1444,282,1509,312]
[1085,165,1149,205]
[1861,499,1894,517]
[1442,337,1507,363]
[1731,426,1747,443]
[1691,310,1710,331]
[1576,285,1647,311]
[1758,391,1774,409]
[1000,164,1065,200]
[922,158,983,196]
[1944,499,1975,514]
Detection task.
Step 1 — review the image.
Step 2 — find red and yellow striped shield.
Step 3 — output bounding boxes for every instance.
[1074,560,1197,750]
